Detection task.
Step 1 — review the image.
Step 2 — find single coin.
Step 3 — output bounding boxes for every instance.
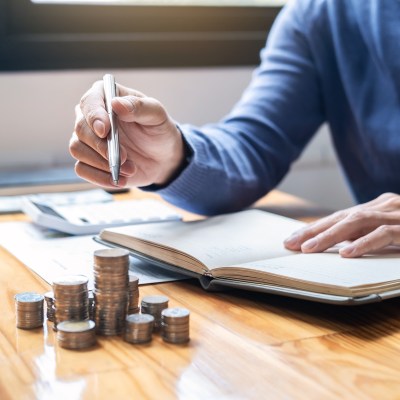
[53,275,89,286]
[14,292,44,303]
[126,314,155,324]
[161,307,190,319]
[94,248,130,259]
[57,320,96,333]
[141,295,169,305]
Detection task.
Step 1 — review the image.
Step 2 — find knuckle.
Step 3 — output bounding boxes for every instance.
[331,210,347,222]
[74,104,81,117]
[74,117,87,135]
[148,97,160,107]
[357,236,372,250]
[378,192,395,201]
[376,224,394,239]
[131,97,142,111]
[93,80,102,88]
[69,139,81,159]
[94,136,105,156]
[347,210,369,222]
[319,230,335,243]
[74,161,83,177]
[384,196,400,209]
[79,91,90,110]
[85,108,98,128]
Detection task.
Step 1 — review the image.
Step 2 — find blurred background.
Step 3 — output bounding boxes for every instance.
[0,0,353,209]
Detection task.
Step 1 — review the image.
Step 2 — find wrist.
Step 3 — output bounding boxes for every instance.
[153,127,193,187]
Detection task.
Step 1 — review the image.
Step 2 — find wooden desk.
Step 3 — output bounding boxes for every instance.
[1,190,400,399]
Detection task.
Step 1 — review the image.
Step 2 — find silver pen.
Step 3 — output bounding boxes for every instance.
[103,73,120,185]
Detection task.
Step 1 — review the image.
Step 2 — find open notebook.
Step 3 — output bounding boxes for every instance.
[95,209,400,305]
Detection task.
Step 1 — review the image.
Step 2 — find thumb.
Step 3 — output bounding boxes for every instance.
[111,96,168,127]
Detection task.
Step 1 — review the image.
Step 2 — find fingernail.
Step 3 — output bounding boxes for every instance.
[340,244,356,257]
[302,238,318,251]
[93,120,105,136]
[284,234,299,247]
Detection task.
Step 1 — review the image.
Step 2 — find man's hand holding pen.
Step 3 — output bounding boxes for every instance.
[70,79,186,190]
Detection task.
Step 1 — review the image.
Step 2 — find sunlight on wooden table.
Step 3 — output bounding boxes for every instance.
[1,190,400,399]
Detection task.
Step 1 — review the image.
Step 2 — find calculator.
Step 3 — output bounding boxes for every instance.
[21,197,182,235]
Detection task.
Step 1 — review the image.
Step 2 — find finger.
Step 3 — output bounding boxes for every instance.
[284,210,349,250]
[73,114,109,161]
[70,132,132,175]
[73,112,131,164]
[340,225,400,258]
[70,135,113,172]
[79,80,110,138]
[115,83,146,98]
[111,96,168,127]
[300,210,392,254]
[74,161,129,189]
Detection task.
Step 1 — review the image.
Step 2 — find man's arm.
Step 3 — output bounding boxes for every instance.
[71,0,325,215]
[154,0,325,215]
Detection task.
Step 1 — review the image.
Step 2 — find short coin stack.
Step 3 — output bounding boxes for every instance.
[140,295,169,331]
[124,314,154,344]
[57,320,96,350]
[161,307,190,344]
[53,275,90,330]
[127,276,140,315]
[93,248,129,335]
[14,292,44,329]
[44,291,55,322]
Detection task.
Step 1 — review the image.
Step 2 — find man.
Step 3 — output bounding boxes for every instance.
[70,0,400,258]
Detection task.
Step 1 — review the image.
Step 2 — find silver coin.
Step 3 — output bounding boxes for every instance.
[141,295,169,306]
[53,275,89,286]
[94,248,130,259]
[57,320,96,333]
[14,292,44,303]
[126,314,155,324]
[161,307,190,319]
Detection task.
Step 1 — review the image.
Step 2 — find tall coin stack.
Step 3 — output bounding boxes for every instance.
[161,307,190,344]
[93,248,129,335]
[44,291,55,322]
[53,275,90,330]
[14,292,44,329]
[127,276,140,315]
[57,320,97,350]
[140,295,169,331]
[124,314,154,344]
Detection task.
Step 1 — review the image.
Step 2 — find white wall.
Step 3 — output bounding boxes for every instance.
[0,67,353,209]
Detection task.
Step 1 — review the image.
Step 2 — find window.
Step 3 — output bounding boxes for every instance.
[0,0,284,70]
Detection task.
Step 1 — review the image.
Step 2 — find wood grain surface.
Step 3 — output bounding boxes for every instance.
[1,190,399,400]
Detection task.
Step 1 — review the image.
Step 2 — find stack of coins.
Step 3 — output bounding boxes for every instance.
[53,275,89,330]
[161,307,190,344]
[140,295,169,331]
[124,314,154,344]
[93,248,129,335]
[14,292,44,329]
[44,291,55,322]
[56,320,96,350]
[127,276,140,314]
